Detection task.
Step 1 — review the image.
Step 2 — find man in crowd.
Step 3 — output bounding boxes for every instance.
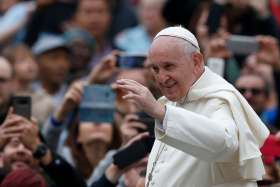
[114,26,269,187]
[235,73,275,127]
[0,112,87,187]
[0,57,14,124]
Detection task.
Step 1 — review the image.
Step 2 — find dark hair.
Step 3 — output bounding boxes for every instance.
[65,110,122,178]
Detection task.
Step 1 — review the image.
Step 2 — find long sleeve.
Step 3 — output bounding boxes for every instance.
[155,102,239,162]
[42,117,65,152]
[41,153,87,187]
[90,174,117,187]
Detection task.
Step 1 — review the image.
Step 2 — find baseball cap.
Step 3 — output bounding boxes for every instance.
[154,26,200,50]
[32,34,69,56]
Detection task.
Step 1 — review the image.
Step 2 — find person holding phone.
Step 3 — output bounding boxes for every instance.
[114,26,269,187]
[90,133,150,187]
[0,111,87,187]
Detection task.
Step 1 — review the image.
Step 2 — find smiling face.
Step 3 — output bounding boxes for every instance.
[148,36,203,101]
[2,137,37,172]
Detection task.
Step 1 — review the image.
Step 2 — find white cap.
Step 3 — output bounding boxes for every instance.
[154,26,200,50]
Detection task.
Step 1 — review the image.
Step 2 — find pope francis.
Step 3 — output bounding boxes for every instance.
[114,26,270,187]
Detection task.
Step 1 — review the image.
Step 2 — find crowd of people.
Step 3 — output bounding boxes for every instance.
[0,0,280,186]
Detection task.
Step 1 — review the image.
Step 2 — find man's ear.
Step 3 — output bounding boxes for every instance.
[192,52,204,75]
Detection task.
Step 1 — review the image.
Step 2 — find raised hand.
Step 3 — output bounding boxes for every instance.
[113,79,165,121]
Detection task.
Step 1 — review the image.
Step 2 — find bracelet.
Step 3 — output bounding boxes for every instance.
[50,116,63,127]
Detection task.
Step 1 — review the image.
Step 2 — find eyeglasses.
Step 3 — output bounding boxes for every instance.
[237,87,264,95]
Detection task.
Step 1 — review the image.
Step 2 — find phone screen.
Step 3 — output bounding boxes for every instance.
[116,54,146,69]
[79,84,116,123]
[113,137,154,169]
[11,96,31,119]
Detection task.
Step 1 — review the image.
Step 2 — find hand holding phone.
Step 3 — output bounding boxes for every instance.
[134,112,154,137]
[113,136,154,169]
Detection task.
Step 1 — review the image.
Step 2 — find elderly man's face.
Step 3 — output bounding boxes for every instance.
[2,137,37,171]
[149,37,199,101]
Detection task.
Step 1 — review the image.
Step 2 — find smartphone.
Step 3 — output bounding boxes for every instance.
[207,58,225,77]
[113,137,154,169]
[257,180,273,186]
[116,54,146,69]
[11,96,31,119]
[79,84,116,123]
[226,35,259,55]
[135,112,154,137]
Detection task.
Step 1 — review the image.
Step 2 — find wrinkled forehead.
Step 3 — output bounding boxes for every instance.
[149,36,186,55]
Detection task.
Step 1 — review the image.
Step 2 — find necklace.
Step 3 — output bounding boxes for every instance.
[146,143,166,187]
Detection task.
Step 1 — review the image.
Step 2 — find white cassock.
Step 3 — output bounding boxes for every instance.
[145,67,270,187]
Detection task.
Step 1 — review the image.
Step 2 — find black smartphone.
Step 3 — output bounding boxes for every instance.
[116,54,146,69]
[257,180,273,186]
[135,112,154,137]
[11,96,31,119]
[113,137,155,169]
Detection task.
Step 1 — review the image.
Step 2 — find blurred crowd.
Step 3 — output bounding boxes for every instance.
[0,0,280,187]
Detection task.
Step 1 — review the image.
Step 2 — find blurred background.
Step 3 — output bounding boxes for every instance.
[0,0,280,187]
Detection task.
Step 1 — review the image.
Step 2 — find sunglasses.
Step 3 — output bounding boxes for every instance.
[237,87,264,95]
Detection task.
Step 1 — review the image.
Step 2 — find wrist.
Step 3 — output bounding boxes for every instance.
[53,109,66,123]
[105,164,123,184]
[150,103,166,122]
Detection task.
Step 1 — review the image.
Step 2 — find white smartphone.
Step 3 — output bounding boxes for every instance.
[226,35,259,55]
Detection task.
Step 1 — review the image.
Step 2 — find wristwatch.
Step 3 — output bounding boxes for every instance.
[33,143,48,160]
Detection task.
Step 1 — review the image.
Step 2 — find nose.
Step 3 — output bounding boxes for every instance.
[16,144,29,156]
